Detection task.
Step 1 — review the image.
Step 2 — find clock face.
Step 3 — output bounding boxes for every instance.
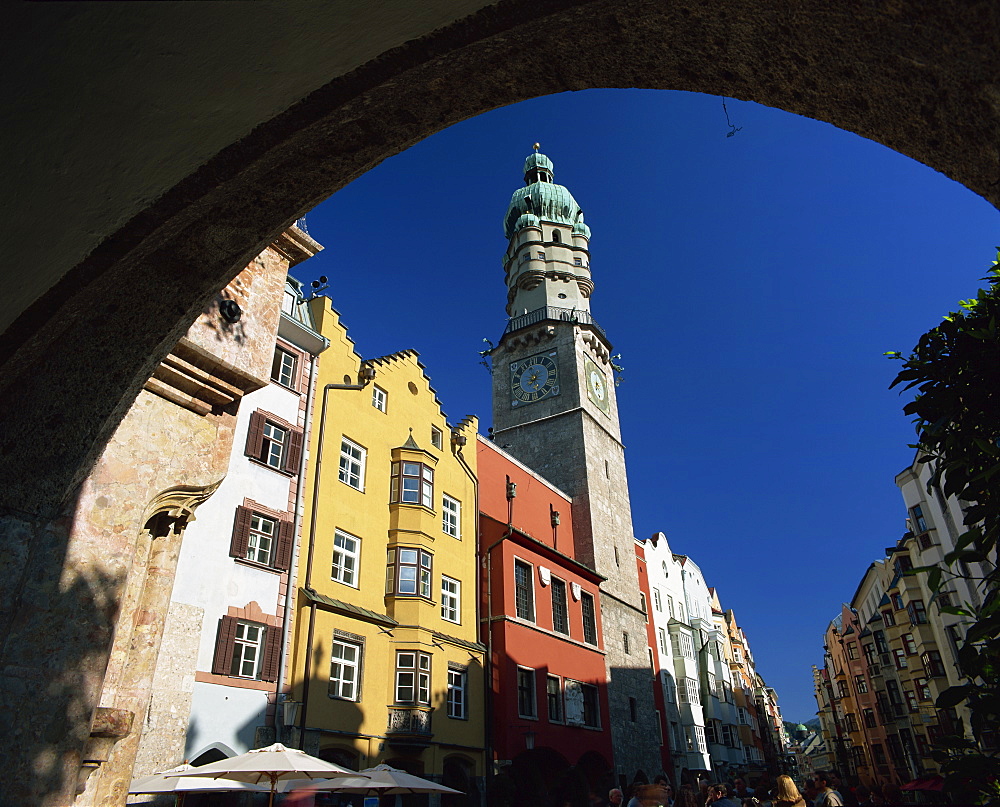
[584,356,610,415]
[510,352,559,406]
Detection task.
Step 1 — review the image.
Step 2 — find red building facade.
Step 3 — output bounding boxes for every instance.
[478,436,614,801]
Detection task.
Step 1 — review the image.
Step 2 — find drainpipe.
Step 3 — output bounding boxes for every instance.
[274,350,319,742]
[483,475,516,777]
[297,364,376,749]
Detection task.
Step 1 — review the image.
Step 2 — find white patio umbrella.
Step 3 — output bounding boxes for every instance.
[129,762,269,806]
[176,742,363,807]
[282,763,464,796]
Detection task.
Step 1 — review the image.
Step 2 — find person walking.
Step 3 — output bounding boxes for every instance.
[812,772,844,807]
[772,775,806,807]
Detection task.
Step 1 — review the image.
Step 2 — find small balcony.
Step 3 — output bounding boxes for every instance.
[386,707,433,750]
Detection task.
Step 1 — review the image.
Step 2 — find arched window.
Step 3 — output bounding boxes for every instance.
[551,230,561,243]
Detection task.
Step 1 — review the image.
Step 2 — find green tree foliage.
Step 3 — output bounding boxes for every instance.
[887,251,1000,804]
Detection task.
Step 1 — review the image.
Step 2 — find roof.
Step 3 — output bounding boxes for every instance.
[300,588,398,628]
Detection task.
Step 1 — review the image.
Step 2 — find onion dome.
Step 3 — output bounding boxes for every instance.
[504,147,588,239]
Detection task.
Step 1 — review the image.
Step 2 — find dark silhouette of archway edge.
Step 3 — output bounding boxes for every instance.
[3,0,999,518]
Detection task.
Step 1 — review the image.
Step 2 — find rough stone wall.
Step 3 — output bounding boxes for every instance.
[129,601,203,779]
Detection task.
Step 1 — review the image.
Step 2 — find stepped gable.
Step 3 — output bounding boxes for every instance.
[368,349,476,434]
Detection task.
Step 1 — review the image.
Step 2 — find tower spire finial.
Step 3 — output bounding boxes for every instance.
[533,142,540,152]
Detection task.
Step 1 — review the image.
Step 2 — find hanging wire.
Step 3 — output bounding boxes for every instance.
[722,98,743,137]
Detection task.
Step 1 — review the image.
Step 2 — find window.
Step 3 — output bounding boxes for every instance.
[386,547,432,597]
[663,675,676,703]
[371,385,387,412]
[517,667,536,718]
[441,576,460,623]
[338,438,366,490]
[657,627,668,655]
[229,504,293,571]
[330,529,360,586]
[863,708,877,728]
[655,710,664,745]
[893,648,908,670]
[911,504,928,533]
[652,588,662,611]
[905,690,919,713]
[212,616,278,682]
[863,643,877,665]
[551,230,561,242]
[892,592,904,610]
[246,411,302,474]
[536,251,545,260]
[395,651,431,704]
[671,632,695,659]
[678,677,700,705]
[391,461,434,508]
[565,679,600,728]
[907,599,928,625]
[447,666,468,719]
[895,554,913,574]
[547,675,563,722]
[629,697,638,722]
[721,724,735,747]
[872,743,887,765]
[903,633,918,655]
[855,674,869,694]
[923,649,946,677]
[574,256,583,266]
[666,595,675,619]
[442,494,460,539]
[551,577,569,634]
[851,746,867,768]
[882,610,895,627]
[640,592,648,621]
[623,631,630,654]
[837,680,849,699]
[515,560,535,621]
[915,677,932,701]
[874,630,889,654]
[692,726,707,752]
[847,642,858,659]
[271,346,298,388]
[231,621,265,678]
[581,592,597,644]
[431,426,443,449]
[845,713,859,732]
[330,638,362,700]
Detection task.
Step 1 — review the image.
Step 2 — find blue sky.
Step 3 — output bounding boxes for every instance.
[298,89,1000,722]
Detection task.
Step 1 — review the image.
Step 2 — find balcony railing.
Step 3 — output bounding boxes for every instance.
[504,306,606,338]
[386,707,433,746]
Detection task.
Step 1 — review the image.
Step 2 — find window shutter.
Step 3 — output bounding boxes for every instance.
[246,410,265,460]
[212,616,239,675]
[283,427,304,474]
[260,626,281,682]
[293,351,305,392]
[274,517,294,571]
[230,506,253,559]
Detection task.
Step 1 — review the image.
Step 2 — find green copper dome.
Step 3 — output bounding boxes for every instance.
[504,150,588,239]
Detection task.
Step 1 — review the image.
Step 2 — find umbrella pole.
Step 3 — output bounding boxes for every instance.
[269,774,276,807]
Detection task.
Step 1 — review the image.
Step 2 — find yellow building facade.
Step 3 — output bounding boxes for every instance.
[289,298,484,793]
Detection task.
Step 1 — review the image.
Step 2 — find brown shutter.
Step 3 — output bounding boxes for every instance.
[260,625,282,682]
[230,506,253,559]
[294,351,305,393]
[283,427,304,474]
[212,616,239,675]
[273,517,294,571]
[246,410,265,460]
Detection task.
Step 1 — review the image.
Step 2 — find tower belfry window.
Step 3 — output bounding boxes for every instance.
[552,230,561,242]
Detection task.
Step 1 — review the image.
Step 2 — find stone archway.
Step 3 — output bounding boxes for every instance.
[3,3,1000,805]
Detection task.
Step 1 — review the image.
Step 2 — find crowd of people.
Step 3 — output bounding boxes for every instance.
[603,771,912,807]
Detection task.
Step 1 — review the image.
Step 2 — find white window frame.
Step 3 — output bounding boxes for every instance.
[546,674,564,723]
[263,421,288,469]
[391,461,433,508]
[387,547,433,598]
[331,529,360,587]
[431,426,443,449]
[442,494,461,539]
[447,667,468,719]
[693,725,707,752]
[441,576,460,623]
[517,666,537,718]
[247,513,276,566]
[657,627,667,655]
[652,587,662,612]
[271,346,297,388]
[338,437,366,490]
[514,558,535,622]
[329,637,362,701]
[371,385,387,413]
[231,621,265,679]
[395,651,430,704]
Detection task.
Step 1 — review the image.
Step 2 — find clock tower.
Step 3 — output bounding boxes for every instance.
[490,147,662,781]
